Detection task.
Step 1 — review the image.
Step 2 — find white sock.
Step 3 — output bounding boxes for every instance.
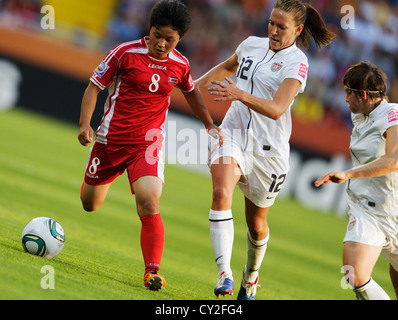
[245,229,269,283]
[209,209,234,276]
[354,278,390,300]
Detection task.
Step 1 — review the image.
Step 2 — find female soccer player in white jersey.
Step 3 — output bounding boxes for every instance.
[195,0,335,299]
[315,62,398,300]
[77,0,222,292]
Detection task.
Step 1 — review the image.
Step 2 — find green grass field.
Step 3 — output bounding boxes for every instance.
[0,108,394,300]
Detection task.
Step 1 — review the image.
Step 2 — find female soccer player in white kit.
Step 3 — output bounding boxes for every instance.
[315,61,398,300]
[195,0,335,299]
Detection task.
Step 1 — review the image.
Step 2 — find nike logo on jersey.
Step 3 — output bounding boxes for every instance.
[148,63,167,71]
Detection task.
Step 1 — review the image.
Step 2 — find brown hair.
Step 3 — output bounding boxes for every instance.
[343,61,387,100]
[273,0,335,50]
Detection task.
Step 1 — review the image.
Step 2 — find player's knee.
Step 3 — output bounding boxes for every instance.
[343,268,369,289]
[81,199,100,212]
[212,186,232,208]
[248,223,268,241]
[352,276,370,290]
[136,197,159,216]
[82,203,95,212]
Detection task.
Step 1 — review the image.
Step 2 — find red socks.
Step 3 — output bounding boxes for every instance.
[140,214,165,273]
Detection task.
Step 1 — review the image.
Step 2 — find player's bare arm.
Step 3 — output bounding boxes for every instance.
[78,81,100,146]
[314,171,350,187]
[182,87,224,146]
[315,125,398,187]
[194,54,239,88]
[209,77,302,120]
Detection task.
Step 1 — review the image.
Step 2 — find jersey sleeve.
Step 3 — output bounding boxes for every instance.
[176,64,194,92]
[90,44,125,90]
[235,36,255,59]
[380,104,398,135]
[282,55,309,93]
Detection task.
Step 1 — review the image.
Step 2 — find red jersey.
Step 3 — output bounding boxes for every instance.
[90,37,194,145]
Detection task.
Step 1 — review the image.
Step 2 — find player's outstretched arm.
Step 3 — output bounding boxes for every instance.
[182,87,224,146]
[209,77,302,121]
[78,81,101,146]
[314,171,350,187]
[194,54,239,89]
[315,126,398,187]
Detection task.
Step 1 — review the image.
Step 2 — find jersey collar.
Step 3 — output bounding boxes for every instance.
[368,99,388,119]
[143,36,169,62]
[268,40,297,55]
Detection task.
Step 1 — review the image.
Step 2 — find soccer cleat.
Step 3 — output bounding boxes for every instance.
[143,270,166,291]
[214,272,234,297]
[237,270,258,300]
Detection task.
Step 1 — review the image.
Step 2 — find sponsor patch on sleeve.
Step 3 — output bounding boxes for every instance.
[187,74,194,88]
[94,60,109,78]
[388,110,398,123]
[298,63,308,79]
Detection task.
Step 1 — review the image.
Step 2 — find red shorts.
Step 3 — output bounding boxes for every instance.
[84,141,164,194]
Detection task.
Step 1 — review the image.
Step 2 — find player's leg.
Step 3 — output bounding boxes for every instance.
[382,223,398,299]
[210,156,241,297]
[343,241,389,299]
[81,142,125,212]
[132,175,165,291]
[237,197,269,300]
[80,182,112,212]
[389,264,398,299]
[133,175,163,217]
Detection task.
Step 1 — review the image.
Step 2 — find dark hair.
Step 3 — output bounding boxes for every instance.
[343,61,387,100]
[273,0,335,50]
[149,0,192,38]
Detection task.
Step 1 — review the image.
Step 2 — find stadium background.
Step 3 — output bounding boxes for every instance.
[0,1,397,217]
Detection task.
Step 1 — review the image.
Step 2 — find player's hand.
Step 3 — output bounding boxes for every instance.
[78,125,94,146]
[209,77,243,102]
[206,124,224,146]
[314,171,349,187]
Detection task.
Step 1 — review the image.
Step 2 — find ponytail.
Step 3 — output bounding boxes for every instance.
[273,0,335,50]
[301,3,335,50]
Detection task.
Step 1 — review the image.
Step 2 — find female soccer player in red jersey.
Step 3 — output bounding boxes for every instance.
[78,0,222,291]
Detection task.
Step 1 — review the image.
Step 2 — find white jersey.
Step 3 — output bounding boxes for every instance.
[347,99,398,216]
[221,36,308,158]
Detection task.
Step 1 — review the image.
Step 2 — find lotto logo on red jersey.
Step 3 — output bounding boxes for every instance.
[388,110,398,123]
[298,63,308,78]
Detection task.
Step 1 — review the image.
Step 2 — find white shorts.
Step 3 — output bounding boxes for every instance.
[344,199,398,272]
[208,130,289,208]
